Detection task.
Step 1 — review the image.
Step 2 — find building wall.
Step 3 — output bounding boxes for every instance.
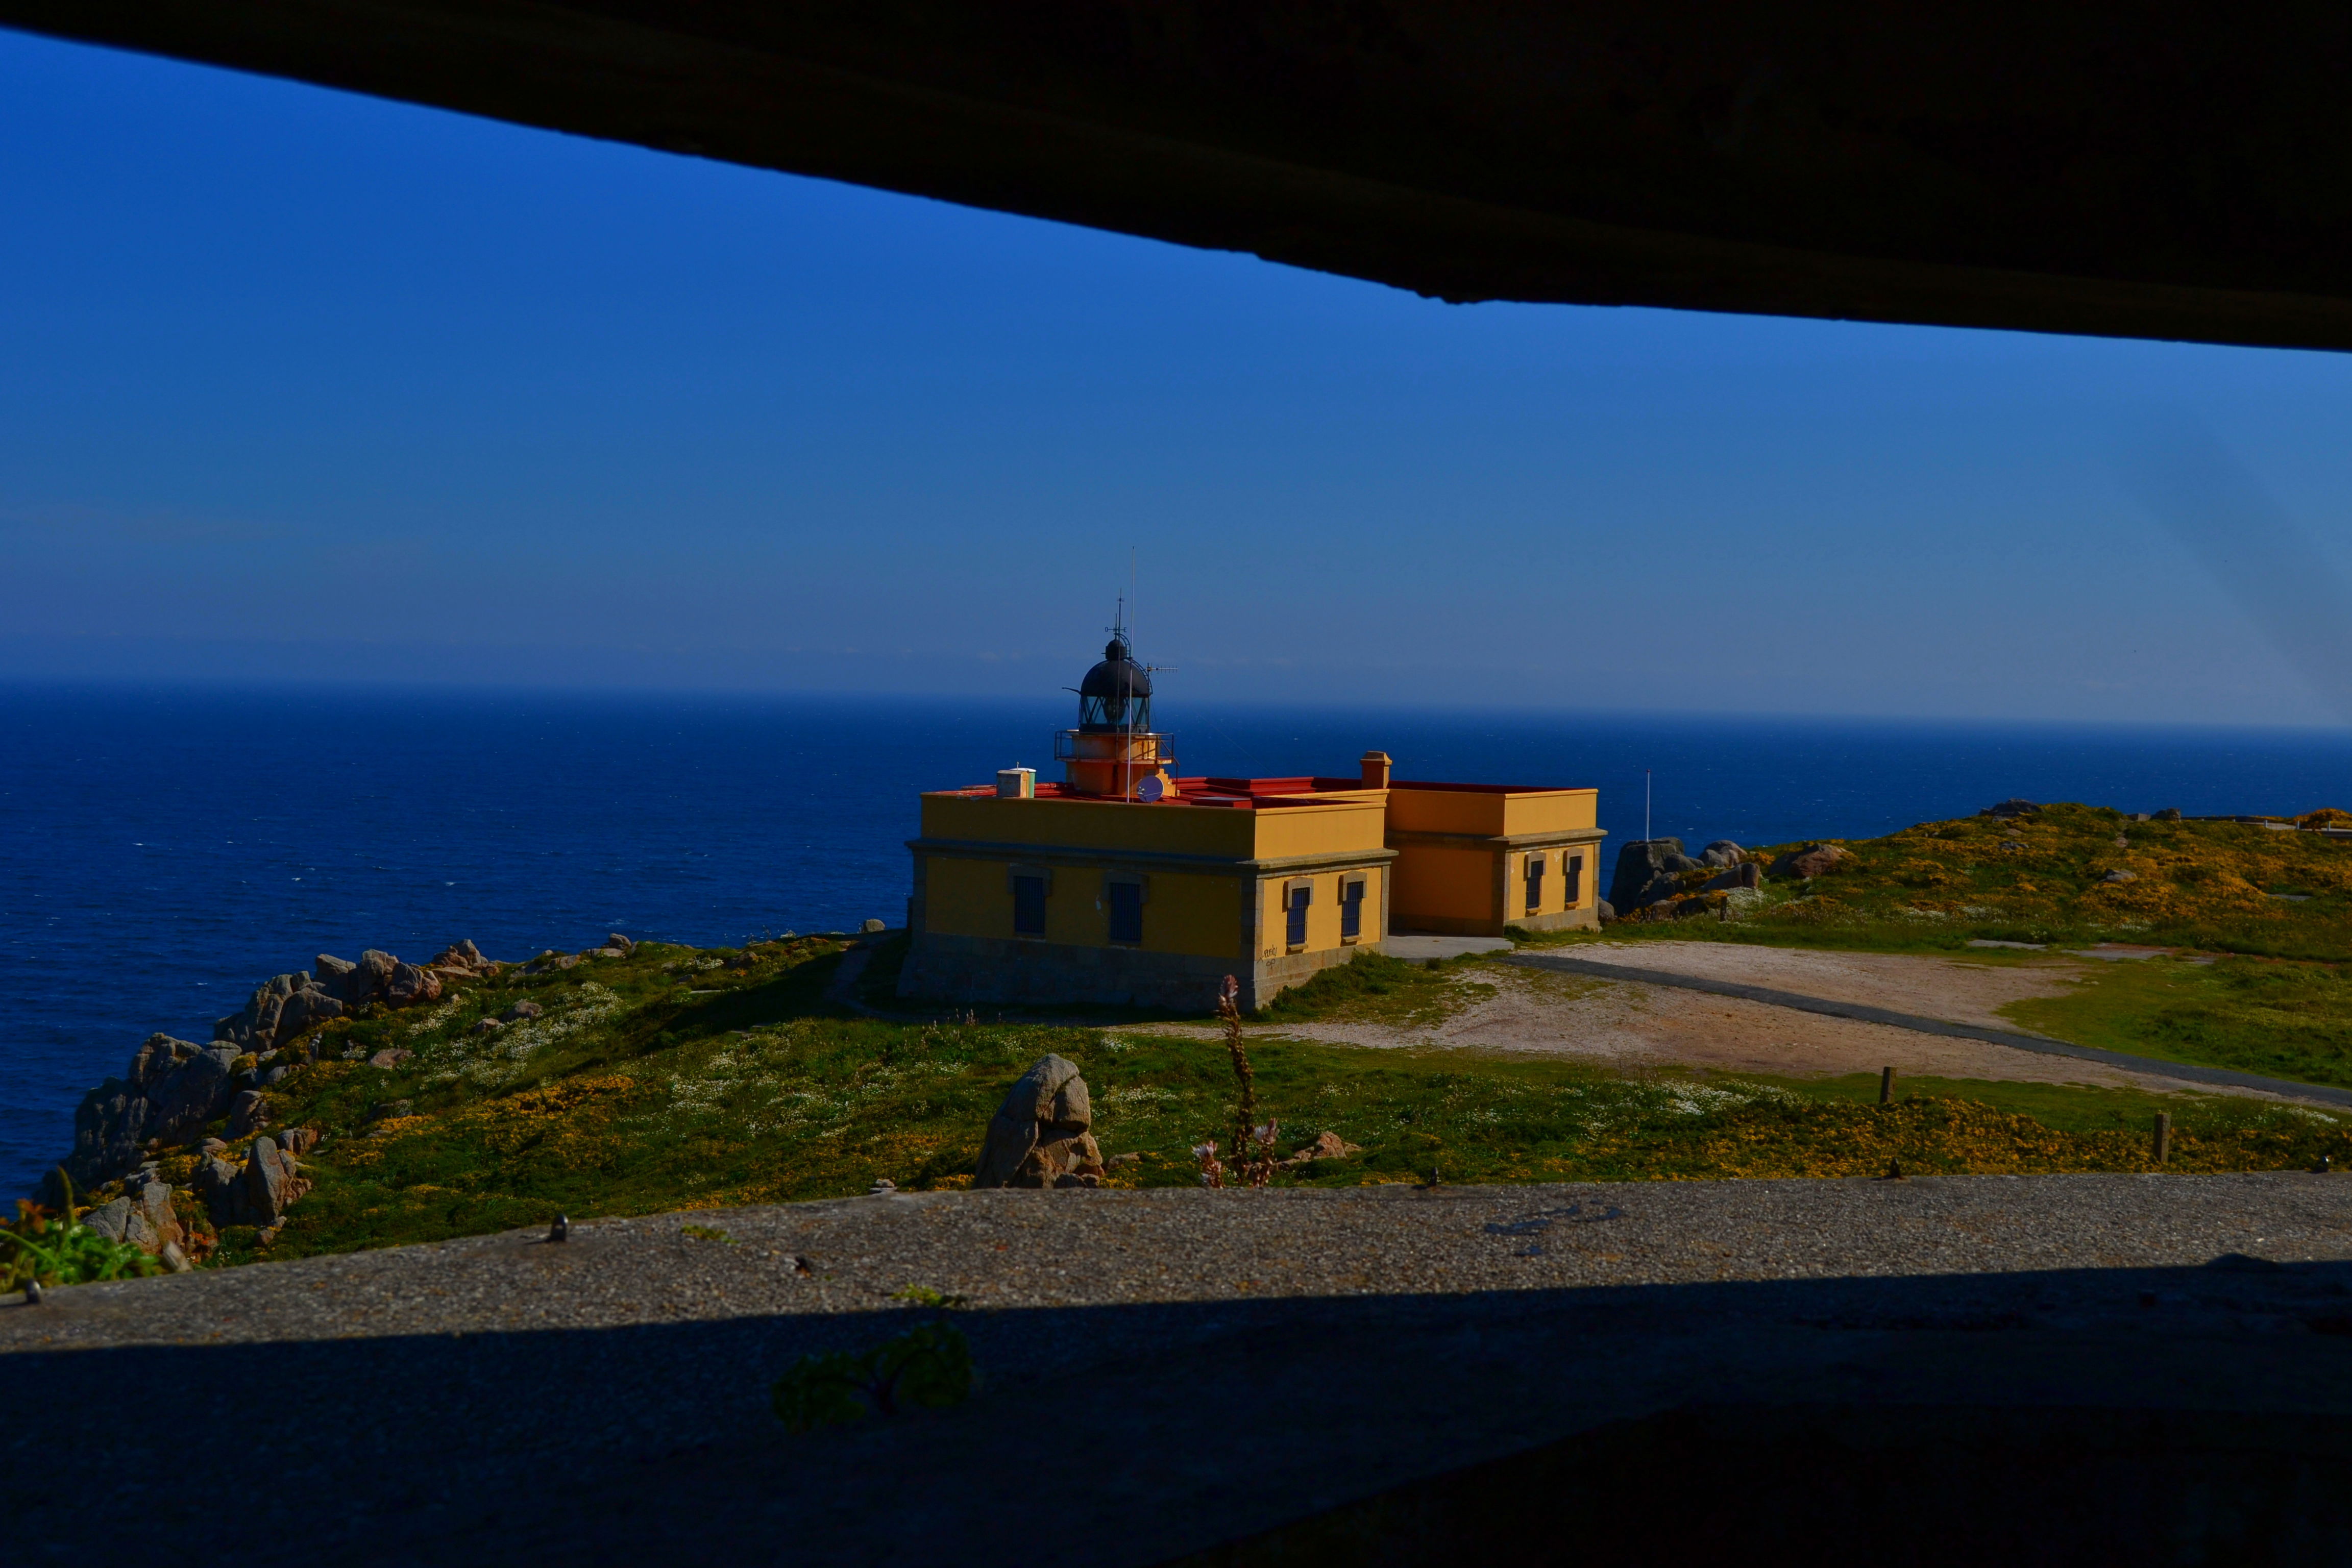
[1387,844,1496,929]
[904,789,1396,1009]
[920,853,1246,958]
[921,792,1260,859]
[1252,865,1385,960]
[1387,785,1606,936]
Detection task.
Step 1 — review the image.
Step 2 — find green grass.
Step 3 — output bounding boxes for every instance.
[1247,949,1494,1027]
[2001,955,2352,1089]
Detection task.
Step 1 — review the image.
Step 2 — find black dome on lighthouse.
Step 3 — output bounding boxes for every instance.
[1080,635,1153,700]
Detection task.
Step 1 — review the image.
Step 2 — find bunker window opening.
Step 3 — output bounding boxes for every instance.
[1285,883,1311,949]
[1340,877,1366,940]
[1565,854,1583,905]
[1524,852,1546,915]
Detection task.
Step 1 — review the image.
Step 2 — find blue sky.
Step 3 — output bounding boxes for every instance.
[5,28,2352,726]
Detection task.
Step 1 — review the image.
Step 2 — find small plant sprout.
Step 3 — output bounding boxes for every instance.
[891,1284,969,1310]
[679,1223,734,1244]
[772,1320,974,1432]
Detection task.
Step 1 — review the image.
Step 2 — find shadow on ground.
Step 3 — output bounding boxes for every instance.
[12,1257,2352,1565]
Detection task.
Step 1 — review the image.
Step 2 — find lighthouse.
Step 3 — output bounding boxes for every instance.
[1056,628,1176,801]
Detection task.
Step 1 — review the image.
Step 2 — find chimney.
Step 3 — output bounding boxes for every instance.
[1359,751,1392,790]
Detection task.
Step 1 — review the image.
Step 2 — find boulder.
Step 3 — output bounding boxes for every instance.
[2102,869,2138,884]
[974,1055,1102,1188]
[215,972,346,1052]
[80,1196,135,1242]
[226,1089,269,1138]
[1595,899,1616,922]
[1608,840,1688,912]
[861,918,888,934]
[1700,841,1746,868]
[1294,1131,1363,1162]
[1772,844,1850,879]
[603,934,635,954]
[502,1000,544,1021]
[201,1136,311,1229]
[1702,862,1762,892]
[429,939,492,972]
[384,962,442,1008]
[127,1174,182,1255]
[240,1136,309,1227]
[1979,798,2040,820]
[368,1048,415,1070]
[2155,807,2184,822]
[1723,886,1768,917]
[192,1154,242,1224]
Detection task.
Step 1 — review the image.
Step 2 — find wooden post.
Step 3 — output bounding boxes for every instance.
[2153,1112,2171,1164]
[1879,1066,1896,1105]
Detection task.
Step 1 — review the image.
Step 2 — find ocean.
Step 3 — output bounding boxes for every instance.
[5,682,2348,1198]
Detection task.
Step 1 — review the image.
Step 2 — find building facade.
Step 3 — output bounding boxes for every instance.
[898,630,1603,1011]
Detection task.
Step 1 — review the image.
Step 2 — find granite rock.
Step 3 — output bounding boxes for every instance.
[974,1055,1097,1188]
[1773,844,1850,879]
[1608,840,1688,912]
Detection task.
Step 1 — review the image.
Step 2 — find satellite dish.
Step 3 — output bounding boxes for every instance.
[1137,774,1165,802]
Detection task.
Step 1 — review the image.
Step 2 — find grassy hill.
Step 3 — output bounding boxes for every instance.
[1573,802,2352,960]
[56,926,2345,1274]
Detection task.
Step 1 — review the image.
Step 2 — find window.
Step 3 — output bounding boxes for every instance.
[1524,852,1545,915]
[1012,874,1047,936]
[1285,884,1310,948]
[1107,880,1143,944]
[1565,854,1583,906]
[1340,877,1365,940]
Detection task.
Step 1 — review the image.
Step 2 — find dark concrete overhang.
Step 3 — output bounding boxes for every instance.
[10,2,2352,350]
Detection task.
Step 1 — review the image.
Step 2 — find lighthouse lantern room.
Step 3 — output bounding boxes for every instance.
[1054,623,1176,801]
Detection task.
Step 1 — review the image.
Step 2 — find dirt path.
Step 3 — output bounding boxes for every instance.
[1132,951,2319,1102]
[1553,941,2086,1032]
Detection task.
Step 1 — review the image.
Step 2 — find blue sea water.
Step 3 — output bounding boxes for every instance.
[5,682,2349,1198]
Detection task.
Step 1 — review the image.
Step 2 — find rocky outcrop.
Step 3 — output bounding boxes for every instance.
[1610,839,1699,912]
[308,948,447,1016]
[78,1168,191,1269]
[973,1055,1105,1189]
[214,972,345,1053]
[428,940,502,977]
[59,941,488,1194]
[61,1035,242,1189]
[194,1132,313,1233]
[1979,798,2040,820]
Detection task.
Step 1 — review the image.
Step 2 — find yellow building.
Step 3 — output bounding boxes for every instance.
[899,630,1602,1011]
[1386,775,1607,937]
